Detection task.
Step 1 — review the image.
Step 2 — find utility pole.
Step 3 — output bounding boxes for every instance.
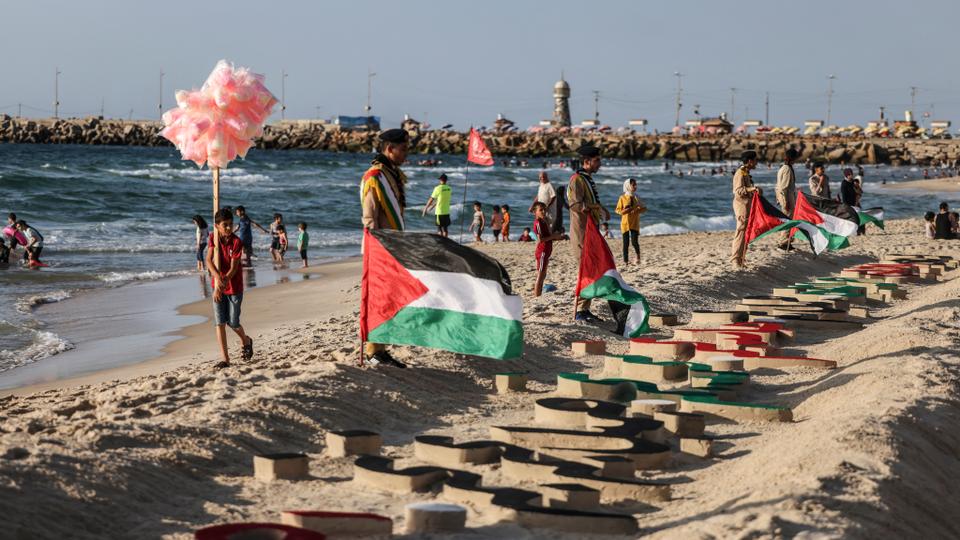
[315,105,322,120]
[159,69,164,117]
[281,69,288,120]
[17,103,21,118]
[592,90,600,124]
[729,87,737,125]
[100,97,105,118]
[826,74,836,125]
[673,72,683,127]
[764,91,770,126]
[54,67,61,119]
[365,68,376,114]
[128,108,133,120]
[910,86,918,118]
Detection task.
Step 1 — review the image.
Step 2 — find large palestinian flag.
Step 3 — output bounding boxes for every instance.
[360,229,523,359]
[791,192,860,251]
[576,215,650,337]
[745,192,829,254]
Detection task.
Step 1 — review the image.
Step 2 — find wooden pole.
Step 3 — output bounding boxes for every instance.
[458,164,470,244]
[212,167,221,273]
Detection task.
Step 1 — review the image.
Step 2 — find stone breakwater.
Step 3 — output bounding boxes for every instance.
[2,115,959,165]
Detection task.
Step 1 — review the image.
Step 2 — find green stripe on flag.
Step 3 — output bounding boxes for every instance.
[580,275,645,303]
[858,209,885,230]
[368,306,523,360]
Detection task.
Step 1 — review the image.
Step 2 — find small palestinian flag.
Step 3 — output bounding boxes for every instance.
[360,229,523,359]
[791,192,860,252]
[856,207,885,230]
[576,215,650,337]
[745,192,828,254]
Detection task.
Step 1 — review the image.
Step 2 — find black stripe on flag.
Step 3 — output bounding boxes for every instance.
[803,195,860,224]
[370,229,514,295]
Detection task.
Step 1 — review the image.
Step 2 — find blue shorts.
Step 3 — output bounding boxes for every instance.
[213,293,243,328]
[196,244,207,262]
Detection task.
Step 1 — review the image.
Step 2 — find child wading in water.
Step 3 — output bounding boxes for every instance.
[276,224,288,262]
[193,215,208,271]
[532,202,567,296]
[269,213,284,261]
[297,222,309,268]
[206,208,254,369]
[469,202,485,243]
[490,206,503,242]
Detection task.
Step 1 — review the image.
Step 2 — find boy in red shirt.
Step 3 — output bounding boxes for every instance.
[532,202,567,296]
[206,208,254,368]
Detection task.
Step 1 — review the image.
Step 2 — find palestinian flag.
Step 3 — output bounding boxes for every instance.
[745,192,828,254]
[360,229,523,359]
[576,215,650,337]
[855,207,885,230]
[791,192,860,252]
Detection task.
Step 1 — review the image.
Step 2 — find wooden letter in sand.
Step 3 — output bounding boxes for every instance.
[689,310,748,325]
[442,470,638,535]
[679,437,714,458]
[654,411,706,438]
[253,453,309,481]
[648,313,679,326]
[413,435,503,468]
[628,338,695,360]
[326,430,382,458]
[353,455,449,493]
[572,340,606,356]
[608,355,688,382]
[680,395,793,423]
[280,511,393,537]
[195,522,326,540]
[495,372,528,394]
[404,502,467,534]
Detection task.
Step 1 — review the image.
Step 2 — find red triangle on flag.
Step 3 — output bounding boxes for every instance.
[360,229,429,339]
[467,128,494,166]
[792,192,825,225]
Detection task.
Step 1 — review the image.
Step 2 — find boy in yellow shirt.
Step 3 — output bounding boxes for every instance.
[614,177,647,264]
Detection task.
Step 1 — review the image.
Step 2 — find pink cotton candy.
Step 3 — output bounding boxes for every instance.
[160,60,278,169]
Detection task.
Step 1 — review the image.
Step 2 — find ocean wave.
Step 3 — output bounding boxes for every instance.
[104,166,272,184]
[640,214,735,236]
[0,329,74,371]
[96,270,193,283]
[15,290,72,313]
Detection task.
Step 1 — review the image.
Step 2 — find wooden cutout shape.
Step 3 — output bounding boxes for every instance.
[689,310,749,325]
[680,394,793,423]
[353,455,449,493]
[280,511,392,537]
[195,523,326,540]
[572,341,606,356]
[253,453,309,482]
[326,430,382,458]
[404,502,466,534]
[605,354,688,382]
[679,437,713,458]
[414,435,502,468]
[653,411,706,438]
[495,373,528,394]
[649,313,680,326]
[442,470,638,534]
[628,338,695,360]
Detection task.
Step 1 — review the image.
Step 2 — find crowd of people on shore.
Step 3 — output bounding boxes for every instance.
[924,202,960,239]
[192,207,310,272]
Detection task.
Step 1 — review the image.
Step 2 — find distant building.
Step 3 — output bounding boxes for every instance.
[333,115,380,131]
[552,75,571,127]
[494,113,515,132]
[685,115,733,135]
[401,114,421,132]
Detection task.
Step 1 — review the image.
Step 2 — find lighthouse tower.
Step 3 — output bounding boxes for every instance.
[552,74,571,127]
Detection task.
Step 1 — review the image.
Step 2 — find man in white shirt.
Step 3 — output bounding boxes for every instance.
[529,171,557,226]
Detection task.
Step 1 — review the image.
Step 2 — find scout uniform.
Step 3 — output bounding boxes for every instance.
[731,150,760,268]
[775,149,798,249]
[361,129,408,365]
[568,144,605,318]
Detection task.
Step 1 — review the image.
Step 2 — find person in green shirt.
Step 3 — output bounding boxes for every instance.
[297,222,309,268]
[422,173,452,237]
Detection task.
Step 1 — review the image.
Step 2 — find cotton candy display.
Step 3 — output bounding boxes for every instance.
[161,60,277,169]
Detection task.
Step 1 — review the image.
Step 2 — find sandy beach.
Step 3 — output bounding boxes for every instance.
[884,176,960,192]
[1,218,959,538]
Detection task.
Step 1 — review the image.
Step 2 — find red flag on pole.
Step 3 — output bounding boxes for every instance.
[467,128,494,166]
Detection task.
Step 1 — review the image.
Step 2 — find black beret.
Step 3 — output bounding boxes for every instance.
[379,128,409,144]
[785,148,800,159]
[576,144,601,158]
[741,150,758,162]
[438,173,448,181]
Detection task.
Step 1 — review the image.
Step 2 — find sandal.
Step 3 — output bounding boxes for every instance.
[214,360,231,370]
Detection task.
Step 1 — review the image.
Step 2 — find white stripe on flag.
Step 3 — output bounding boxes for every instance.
[407,270,523,321]
[377,172,405,230]
[796,222,829,254]
[818,211,858,237]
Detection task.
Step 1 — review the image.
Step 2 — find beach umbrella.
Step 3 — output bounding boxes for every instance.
[160,60,277,270]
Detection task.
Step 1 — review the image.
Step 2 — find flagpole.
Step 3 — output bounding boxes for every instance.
[459,163,469,244]
[573,215,590,321]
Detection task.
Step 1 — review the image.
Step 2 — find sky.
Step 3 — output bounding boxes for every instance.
[1,0,958,131]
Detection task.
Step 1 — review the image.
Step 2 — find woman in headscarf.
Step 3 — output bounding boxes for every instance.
[614,177,647,264]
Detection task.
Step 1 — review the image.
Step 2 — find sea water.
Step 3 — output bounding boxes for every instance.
[0,143,952,372]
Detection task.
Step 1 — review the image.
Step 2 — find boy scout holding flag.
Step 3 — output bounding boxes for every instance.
[568,144,610,322]
[731,150,762,269]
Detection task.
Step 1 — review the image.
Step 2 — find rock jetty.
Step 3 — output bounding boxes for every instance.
[1,115,958,165]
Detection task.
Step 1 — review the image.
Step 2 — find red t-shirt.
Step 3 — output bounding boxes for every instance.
[208,233,244,295]
[534,217,552,258]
